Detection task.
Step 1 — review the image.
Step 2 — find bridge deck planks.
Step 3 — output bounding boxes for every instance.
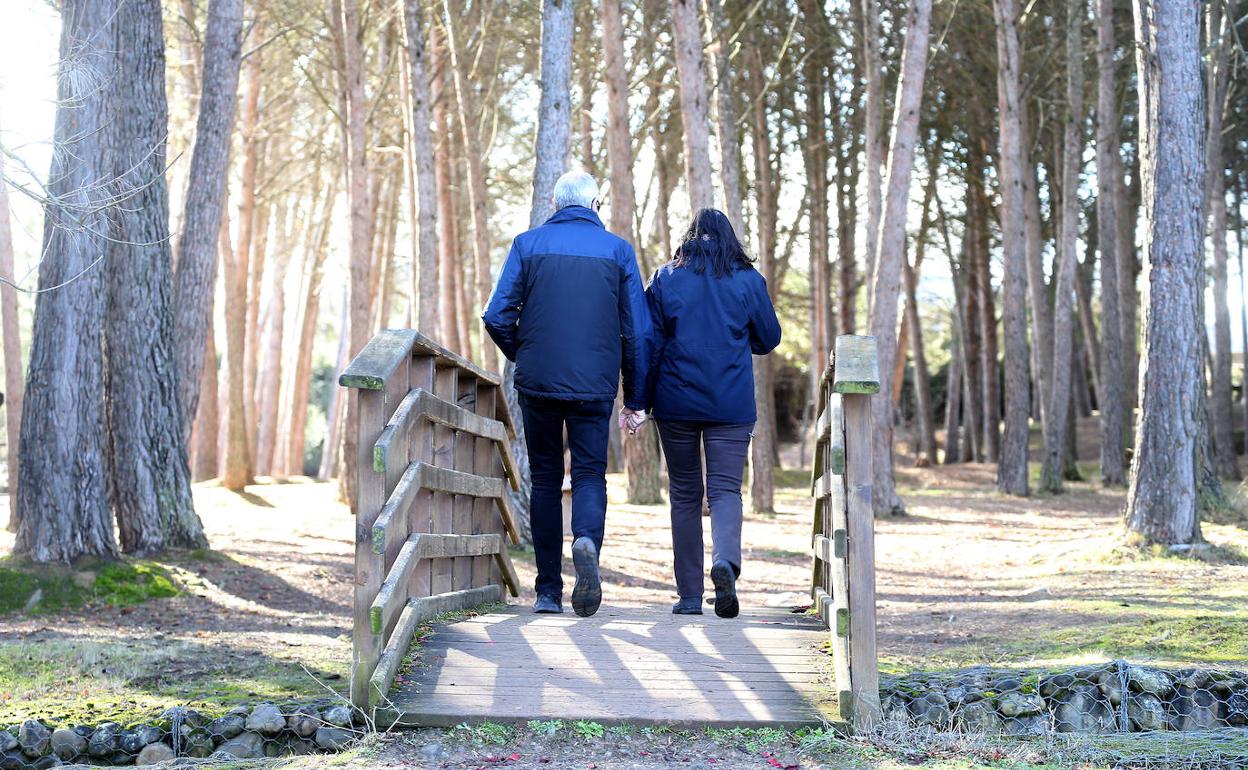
[379,604,836,728]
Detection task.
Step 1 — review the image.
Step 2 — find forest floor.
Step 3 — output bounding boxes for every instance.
[1,419,1246,768]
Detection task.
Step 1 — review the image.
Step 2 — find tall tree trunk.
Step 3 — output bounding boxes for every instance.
[106,0,205,554]
[0,112,23,532]
[706,0,743,235]
[748,48,776,514]
[1204,6,1238,480]
[1095,0,1127,485]
[431,24,463,353]
[867,0,932,517]
[1040,0,1084,494]
[172,0,243,442]
[835,61,861,336]
[972,162,1000,463]
[1124,0,1205,545]
[403,0,439,336]
[603,0,662,504]
[802,0,833,445]
[255,199,297,477]
[339,0,375,505]
[669,0,715,210]
[1020,110,1053,434]
[15,0,117,563]
[904,174,938,466]
[860,0,884,306]
[1237,187,1248,454]
[943,324,963,464]
[442,0,495,370]
[193,327,219,481]
[992,0,1031,496]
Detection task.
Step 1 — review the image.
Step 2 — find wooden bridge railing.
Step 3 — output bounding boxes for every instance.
[339,330,522,709]
[810,334,881,732]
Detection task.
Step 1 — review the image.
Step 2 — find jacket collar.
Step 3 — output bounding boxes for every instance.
[545,205,604,228]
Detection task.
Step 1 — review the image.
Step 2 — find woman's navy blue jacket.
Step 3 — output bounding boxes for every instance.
[481,205,651,410]
[645,258,781,424]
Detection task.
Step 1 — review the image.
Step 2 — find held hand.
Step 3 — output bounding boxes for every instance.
[619,407,648,435]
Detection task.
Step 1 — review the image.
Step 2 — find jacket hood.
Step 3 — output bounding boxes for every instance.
[545,205,604,228]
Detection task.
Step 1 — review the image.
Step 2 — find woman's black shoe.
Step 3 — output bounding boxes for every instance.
[534,594,563,614]
[710,560,739,618]
[570,537,602,617]
[671,597,703,615]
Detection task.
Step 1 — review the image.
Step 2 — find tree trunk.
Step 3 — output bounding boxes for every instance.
[1020,110,1053,434]
[835,60,861,337]
[529,0,573,228]
[173,0,243,442]
[1204,7,1238,480]
[705,0,743,235]
[442,0,495,371]
[1237,187,1248,454]
[15,0,118,563]
[339,0,375,505]
[193,327,219,481]
[992,0,1031,496]
[860,0,884,305]
[254,199,297,477]
[430,24,463,353]
[904,175,938,466]
[943,324,963,464]
[747,48,777,514]
[972,166,1000,463]
[867,0,932,517]
[403,0,439,336]
[602,0,662,505]
[1124,0,1205,545]
[1040,0,1084,494]
[0,112,23,531]
[669,0,715,210]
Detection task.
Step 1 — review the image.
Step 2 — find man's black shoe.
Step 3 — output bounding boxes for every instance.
[672,597,703,615]
[534,594,563,614]
[570,536,602,617]
[710,560,739,619]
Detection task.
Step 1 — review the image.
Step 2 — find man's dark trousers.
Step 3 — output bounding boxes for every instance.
[519,394,613,599]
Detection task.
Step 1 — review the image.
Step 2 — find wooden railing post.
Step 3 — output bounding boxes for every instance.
[811,334,881,732]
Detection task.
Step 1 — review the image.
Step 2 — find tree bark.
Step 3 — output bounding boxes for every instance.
[867,0,932,517]
[172,0,244,442]
[1040,0,1084,494]
[705,0,743,235]
[669,0,715,210]
[1124,0,1205,545]
[860,0,884,305]
[192,326,219,482]
[943,324,963,464]
[1020,110,1053,434]
[0,112,23,531]
[747,48,777,514]
[904,174,938,466]
[403,0,439,336]
[430,24,464,354]
[15,0,118,563]
[991,0,1031,496]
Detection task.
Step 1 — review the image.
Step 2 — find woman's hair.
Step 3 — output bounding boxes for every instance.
[671,208,753,277]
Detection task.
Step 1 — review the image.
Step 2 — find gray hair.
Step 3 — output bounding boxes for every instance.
[552,170,599,210]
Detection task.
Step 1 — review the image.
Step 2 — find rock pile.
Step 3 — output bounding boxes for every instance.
[0,701,365,768]
[881,662,1248,735]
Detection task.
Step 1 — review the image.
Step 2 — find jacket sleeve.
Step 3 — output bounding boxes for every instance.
[643,270,666,411]
[481,241,524,362]
[748,273,782,355]
[617,244,653,411]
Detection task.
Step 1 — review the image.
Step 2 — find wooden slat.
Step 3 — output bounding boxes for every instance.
[494,542,521,597]
[419,463,508,498]
[340,329,419,390]
[831,335,881,395]
[367,584,504,708]
[843,392,880,731]
[827,394,845,475]
[813,534,831,563]
[452,378,477,592]
[411,330,501,386]
[431,367,458,596]
[371,533,505,634]
[408,356,438,604]
[371,462,423,556]
[472,382,500,588]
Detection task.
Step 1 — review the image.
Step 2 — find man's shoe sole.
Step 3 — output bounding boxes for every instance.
[710,561,739,619]
[571,537,602,617]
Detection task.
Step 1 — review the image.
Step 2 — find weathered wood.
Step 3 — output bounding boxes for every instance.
[472,382,500,588]
[407,356,438,602]
[494,542,521,597]
[843,392,880,730]
[371,533,505,634]
[350,389,389,706]
[431,366,458,596]
[340,329,419,390]
[419,463,508,498]
[373,387,520,491]
[813,534,832,563]
[379,606,834,728]
[832,335,881,395]
[411,330,501,386]
[453,379,478,591]
[827,394,845,475]
[368,583,504,708]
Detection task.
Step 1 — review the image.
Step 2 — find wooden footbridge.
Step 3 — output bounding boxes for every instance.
[340,331,881,731]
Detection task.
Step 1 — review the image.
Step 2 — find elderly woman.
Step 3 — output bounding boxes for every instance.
[644,208,782,618]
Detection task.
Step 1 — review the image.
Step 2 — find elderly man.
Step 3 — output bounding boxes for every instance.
[482,171,651,617]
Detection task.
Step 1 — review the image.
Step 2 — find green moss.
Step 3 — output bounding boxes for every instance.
[93,562,180,606]
[0,559,183,617]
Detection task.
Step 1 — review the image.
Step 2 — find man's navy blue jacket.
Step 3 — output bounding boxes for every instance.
[482,206,651,410]
[645,258,782,424]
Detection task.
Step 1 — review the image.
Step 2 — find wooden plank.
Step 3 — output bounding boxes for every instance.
[827,393,845,475]
[418,463,507,498]
[340,329,419,390]
[408,356,437,604]
[831,335,881,395]
[813,534,832,563]
[843,392,880,731]
[370,533,504,634]
[351,387,389,707]
[472,382,499,588]
[494,542,521,597]
[452,379,477,592]
[411,330,502,386]
[431,366,458,596]
[829,474,847,559]
[371,462,422,556]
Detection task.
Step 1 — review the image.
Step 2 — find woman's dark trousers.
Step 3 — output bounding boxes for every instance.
[656,420,754,600]
[519,394,613,600]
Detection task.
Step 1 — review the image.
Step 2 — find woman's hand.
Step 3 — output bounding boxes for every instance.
[619,408,648,435]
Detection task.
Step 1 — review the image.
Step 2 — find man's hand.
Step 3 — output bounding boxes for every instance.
[619,407,648,435]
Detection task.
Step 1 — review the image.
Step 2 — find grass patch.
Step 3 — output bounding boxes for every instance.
[774,467,813,489]
[0,558,182,615]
